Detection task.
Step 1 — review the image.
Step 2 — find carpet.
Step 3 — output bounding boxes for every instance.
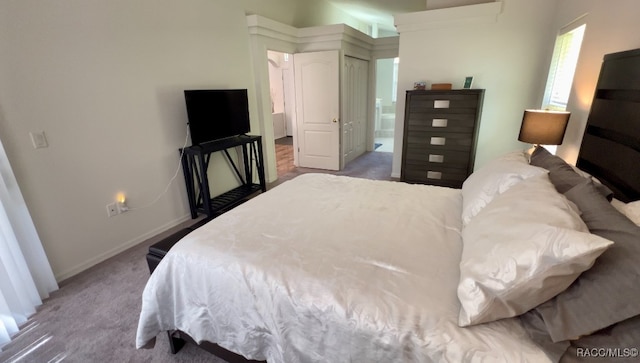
[0,223,225,363]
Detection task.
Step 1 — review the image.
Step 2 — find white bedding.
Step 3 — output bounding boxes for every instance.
[136,173,551,362]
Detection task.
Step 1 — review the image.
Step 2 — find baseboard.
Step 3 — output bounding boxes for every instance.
[54,214,192,282]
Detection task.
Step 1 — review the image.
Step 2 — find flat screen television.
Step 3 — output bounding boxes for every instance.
[184,89,250,145]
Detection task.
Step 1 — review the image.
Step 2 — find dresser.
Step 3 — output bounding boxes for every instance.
[401,89,484,188]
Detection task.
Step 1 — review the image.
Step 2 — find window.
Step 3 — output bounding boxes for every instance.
[542,23,586,111]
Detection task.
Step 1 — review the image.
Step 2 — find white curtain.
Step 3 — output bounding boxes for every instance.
[0,138,58,349]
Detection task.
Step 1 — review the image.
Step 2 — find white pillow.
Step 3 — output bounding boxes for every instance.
[457,174,614,327]
[611,199,640,226]
[461,150,547,226]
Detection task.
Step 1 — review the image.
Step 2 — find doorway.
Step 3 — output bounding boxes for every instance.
[374,57,398,153]
[267,50,296,177]
[266,50,378,177]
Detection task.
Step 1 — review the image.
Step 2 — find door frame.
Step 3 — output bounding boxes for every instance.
[247,15,399,182]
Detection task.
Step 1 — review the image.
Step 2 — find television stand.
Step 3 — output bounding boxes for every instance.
[180,135,266,219]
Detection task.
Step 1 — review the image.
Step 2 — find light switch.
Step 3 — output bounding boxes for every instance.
[29,131,48,149]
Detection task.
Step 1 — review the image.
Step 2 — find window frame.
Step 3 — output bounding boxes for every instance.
[541,19,587,111]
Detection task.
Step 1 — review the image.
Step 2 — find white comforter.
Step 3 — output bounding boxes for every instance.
[136,174,551,362]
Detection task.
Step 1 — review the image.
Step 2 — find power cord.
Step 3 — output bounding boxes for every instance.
[127,124,190,211]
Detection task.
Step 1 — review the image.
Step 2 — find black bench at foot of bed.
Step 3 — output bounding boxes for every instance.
[145,219,266,362]
[145,219,205,355]
[169,330,265,363]
[145,218,209,274]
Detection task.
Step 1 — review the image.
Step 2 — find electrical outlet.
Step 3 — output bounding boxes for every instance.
[116,200,128,214]
[106,202,118,217]
[29,131,48,149]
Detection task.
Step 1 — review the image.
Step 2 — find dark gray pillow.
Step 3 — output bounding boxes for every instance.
[529,146,613,200]
[560,315,640,362]
[521,309,640,362]
[519,310,570,362]
[535,181,640,342]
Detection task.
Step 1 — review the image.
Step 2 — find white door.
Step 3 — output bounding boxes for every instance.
[342,56,368,165]
[294,51,340,170]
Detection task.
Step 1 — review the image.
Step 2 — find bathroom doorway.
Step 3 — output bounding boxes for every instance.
[267,50,296,177]
[374,57,398,153]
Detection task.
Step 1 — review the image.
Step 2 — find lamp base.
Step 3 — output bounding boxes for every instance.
[524,144,540,163]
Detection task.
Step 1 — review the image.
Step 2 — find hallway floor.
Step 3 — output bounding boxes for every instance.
[275,137,295,177]
[273,136,394,186]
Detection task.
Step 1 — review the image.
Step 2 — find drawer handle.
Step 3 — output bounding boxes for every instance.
[430,137,446,146]
[434,100,450,108]
[427,171,442,180]
[432,119,448,127]
[429,154,445,163]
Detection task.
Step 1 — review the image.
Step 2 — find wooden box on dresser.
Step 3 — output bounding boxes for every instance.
[401,89,484,188]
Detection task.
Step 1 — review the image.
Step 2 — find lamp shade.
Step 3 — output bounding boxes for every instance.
[518,109,571,145]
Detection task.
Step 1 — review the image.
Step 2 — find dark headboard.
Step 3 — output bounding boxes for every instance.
[576,48,640,203]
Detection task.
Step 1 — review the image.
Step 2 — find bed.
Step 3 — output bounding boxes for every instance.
[136,48,640,362]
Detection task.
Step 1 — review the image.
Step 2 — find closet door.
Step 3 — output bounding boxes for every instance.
[294,51,340,170]
[342,56,369,166]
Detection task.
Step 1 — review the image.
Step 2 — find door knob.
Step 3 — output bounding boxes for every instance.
[332,118,338,123]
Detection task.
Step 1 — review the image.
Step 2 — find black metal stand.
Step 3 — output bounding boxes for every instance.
[180,135,266,219]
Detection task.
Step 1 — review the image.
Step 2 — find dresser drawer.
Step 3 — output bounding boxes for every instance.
[405,112,477,134]
[402,164,468,188]
[404,148,471,169]
[407,93,480,110]
[405,131,474,152]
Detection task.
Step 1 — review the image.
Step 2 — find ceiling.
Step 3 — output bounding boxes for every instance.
[326,0,427,32]
[326,0,493,33]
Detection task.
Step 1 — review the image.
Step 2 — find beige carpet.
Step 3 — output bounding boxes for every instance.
[273,151,394,187]
[0,223,225,363]
[0,151,393,363]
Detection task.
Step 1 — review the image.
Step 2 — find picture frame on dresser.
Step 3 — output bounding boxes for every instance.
[400,89,484,188]
[463,76,474,89]
[413,81,427,90]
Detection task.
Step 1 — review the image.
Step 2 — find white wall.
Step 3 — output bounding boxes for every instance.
[0,0,258,280]
[554,0,640,164]
[294,0,371,35]
[268,52,286,114]
[392,0,559,177]
[376,58,396,112]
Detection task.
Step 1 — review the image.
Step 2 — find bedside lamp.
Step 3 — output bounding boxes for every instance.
[518,109,571,147]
